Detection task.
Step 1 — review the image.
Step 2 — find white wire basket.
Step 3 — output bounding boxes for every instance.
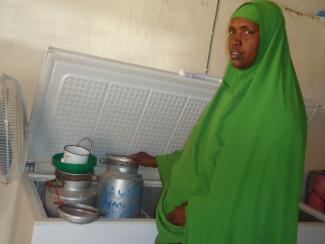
[0,74,28,184]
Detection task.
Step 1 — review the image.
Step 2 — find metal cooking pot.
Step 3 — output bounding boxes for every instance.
[44,169,98,218]
[57,203,99,224]
[98,155,143,218]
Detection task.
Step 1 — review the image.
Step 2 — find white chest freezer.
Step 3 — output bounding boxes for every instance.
[12,47,220,244]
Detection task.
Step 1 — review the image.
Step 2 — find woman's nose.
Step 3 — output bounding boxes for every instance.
[231,36,242,47]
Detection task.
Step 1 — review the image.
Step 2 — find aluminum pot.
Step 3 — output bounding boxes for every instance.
[57,203,99,224]
[44,169,98,217]
[98,155,143,218]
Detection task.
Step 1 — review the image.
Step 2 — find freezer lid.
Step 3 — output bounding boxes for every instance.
[26,47,221,174]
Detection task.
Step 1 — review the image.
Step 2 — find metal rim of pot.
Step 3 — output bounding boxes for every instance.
[57,203,99,224]
[100,154,138,168]
[55,169,98,182]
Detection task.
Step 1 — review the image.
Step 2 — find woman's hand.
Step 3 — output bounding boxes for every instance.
[166,201,188,226]
[129,151,157,168]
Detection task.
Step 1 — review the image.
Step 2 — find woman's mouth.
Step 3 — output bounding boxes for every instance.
[230,49,242,59]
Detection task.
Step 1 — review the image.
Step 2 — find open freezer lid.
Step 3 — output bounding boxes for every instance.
[27,47,221,175]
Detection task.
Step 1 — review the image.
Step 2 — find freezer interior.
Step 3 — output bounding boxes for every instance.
[32,174,162,219]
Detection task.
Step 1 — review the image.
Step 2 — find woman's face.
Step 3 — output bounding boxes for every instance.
[228,17,260,69]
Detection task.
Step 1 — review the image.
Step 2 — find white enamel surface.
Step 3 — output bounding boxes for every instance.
[65,146,89,156]
[62,145,90,164]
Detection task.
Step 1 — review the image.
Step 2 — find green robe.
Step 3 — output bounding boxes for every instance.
[155,1,307,244]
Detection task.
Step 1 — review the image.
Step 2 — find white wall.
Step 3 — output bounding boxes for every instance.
[0,181,19,244]
[279,0,325,15]
[0,0,218,116]
[285,11,325,175]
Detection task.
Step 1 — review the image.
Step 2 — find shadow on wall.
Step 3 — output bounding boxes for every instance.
[0,38,48,118]
[305,108,325,172]
[300,106,324,200]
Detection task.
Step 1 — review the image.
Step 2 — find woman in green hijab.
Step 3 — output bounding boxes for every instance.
[131,1,307,243]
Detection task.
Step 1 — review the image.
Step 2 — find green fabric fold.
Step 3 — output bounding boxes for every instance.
[157,150,183,187]
[156,150,184,244]
[155,1,307,243]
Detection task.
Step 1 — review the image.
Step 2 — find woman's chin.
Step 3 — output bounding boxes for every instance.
[231,60,251,69]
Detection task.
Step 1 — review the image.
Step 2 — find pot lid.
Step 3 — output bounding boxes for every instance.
[101,155,137,168]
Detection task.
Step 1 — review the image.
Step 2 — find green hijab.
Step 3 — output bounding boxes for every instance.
[155,1,307,243]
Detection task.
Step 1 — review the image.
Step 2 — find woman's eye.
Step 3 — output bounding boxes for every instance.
[244,29,253,35]
[229,29,235,35]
